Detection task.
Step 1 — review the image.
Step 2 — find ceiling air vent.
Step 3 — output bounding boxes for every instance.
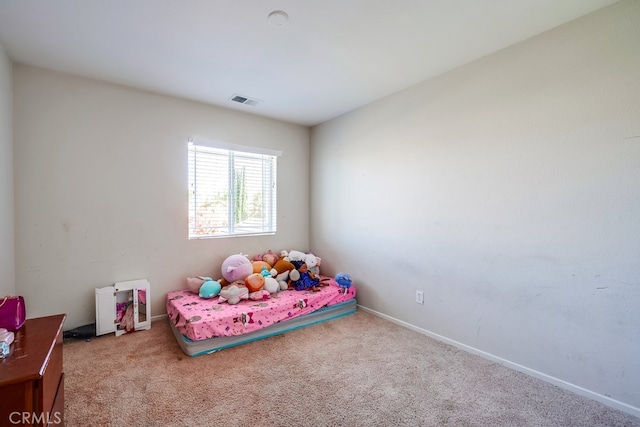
[229,94,261,106]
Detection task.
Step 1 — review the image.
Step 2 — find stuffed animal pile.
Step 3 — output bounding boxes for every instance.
[185,249,329,304]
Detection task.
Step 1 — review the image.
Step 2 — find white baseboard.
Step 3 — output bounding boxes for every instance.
[357,304,640,419]
[151,313,168,322]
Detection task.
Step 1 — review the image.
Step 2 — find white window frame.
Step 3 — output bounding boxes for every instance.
[188,138,281,239]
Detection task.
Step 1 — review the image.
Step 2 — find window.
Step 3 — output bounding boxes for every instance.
[188,139,280,238]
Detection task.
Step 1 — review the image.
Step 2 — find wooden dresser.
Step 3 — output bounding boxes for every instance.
[0,314,66,426]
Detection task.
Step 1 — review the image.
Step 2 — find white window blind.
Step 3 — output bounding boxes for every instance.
[188,140,279,238]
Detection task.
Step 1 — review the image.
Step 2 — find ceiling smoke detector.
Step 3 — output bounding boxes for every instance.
[229,94,261,107]
[267,10,289,28]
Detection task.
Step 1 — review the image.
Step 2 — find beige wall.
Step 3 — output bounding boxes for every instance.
[13,65,310,329]
[0,42,14,296]
[311,0,640,415]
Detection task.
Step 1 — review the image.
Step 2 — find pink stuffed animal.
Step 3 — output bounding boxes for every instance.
[218,282,249,304]
[253,250,279,267]
[186,276,206,294]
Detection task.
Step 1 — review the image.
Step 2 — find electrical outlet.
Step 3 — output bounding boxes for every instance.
[416,290,424,304]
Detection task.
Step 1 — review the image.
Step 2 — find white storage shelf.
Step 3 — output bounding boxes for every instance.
[96,279,151,336]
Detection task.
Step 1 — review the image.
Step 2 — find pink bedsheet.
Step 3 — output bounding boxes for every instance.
[166,277,356,341]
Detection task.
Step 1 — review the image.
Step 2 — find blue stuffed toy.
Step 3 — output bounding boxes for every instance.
[199,277,222,299]
[335,272,352,294]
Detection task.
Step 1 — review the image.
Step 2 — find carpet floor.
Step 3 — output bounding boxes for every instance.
[63,310,640,426]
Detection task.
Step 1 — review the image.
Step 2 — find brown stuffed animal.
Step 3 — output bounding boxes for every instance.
[271,257,298,290]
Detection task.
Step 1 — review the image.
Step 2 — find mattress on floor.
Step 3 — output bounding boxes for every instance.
[169,298,357,357]
[166,277,357,356]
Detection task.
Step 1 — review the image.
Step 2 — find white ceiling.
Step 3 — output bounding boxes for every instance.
[0,0,618,126]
